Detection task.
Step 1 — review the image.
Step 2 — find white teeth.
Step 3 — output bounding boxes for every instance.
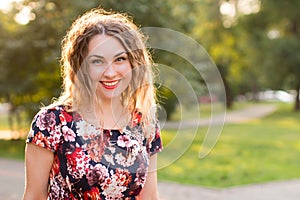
[102,80,118,86]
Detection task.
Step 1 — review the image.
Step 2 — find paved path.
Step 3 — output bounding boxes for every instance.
[159,180,300,200]
[1,157,300,200]
[163,104,277,129]
[2,104,300,199]
[0,159,25,200]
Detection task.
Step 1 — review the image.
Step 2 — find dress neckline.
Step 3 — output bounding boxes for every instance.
[59,105,141,131]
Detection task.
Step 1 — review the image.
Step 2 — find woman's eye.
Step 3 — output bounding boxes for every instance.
[91,59,103,65]
[115,56,127,62]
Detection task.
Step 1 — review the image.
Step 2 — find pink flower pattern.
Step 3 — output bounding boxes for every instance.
[86,164,109,186]
[62,125,76,142]
[117,135,134,148]
[26,105,162,199]
[36,110,56,131]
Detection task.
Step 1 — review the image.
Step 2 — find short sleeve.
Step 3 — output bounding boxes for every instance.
[148,121,163,156]
[26,107,62,152]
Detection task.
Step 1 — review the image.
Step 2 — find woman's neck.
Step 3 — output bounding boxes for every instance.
[99,97,122,113]
[95,98,129,129]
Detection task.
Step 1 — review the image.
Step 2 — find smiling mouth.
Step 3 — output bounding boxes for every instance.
[100,80,120,89]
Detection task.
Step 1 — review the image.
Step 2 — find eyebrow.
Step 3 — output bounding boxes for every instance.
[87,51,127,59]
[114,51,127,57]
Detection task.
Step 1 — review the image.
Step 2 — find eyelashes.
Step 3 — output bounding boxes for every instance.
[89,55,128,66]
[115,56,128,62]
[91,59,104,65]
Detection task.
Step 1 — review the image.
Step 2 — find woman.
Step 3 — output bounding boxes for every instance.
[23,8,162,200]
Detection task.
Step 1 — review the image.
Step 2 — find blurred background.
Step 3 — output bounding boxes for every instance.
[1,0,300,193]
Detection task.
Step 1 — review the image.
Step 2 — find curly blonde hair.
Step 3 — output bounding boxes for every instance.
[55,8,157,137]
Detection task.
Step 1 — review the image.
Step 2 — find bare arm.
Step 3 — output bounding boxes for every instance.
[138,154,160,200]
[23,143,54,200]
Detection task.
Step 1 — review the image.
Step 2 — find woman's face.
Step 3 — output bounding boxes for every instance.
[86,34,132,101]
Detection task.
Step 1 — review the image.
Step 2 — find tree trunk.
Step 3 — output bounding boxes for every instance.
[223,77,233,109]
[294,83,300,111]
[291,20,300,111]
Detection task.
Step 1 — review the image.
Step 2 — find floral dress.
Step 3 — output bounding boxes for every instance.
[26,105,162,200]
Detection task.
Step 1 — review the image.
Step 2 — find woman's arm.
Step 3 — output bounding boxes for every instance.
[23,143,54,200]
[139,154,160,200]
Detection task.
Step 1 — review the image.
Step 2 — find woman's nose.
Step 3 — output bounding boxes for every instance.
[103,63,116,77]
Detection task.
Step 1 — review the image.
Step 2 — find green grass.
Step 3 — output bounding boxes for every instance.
[0,139,25,160]
[158,103,300,188]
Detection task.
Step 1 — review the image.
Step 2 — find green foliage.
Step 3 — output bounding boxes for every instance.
[157,86,178,120]
[236,0,300,108]
[0,0,100,120]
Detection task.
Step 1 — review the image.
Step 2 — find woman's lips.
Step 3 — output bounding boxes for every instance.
[100,80,120,90]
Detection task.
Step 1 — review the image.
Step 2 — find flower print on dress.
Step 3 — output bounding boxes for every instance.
[134,163,147,187]
[115,168,132,186]
[131,111,142,127]
[86,163,109,186]
[48,125,62,150]
[86,135,107,162]
[147,122,163,156]
[115,152,136,167]
[123,125,144,148]
[101,168,132,199]
[107,146,116,154]
[66,147,90,179]
[31,131,51,150]
[103,154,115,166]
[117,135,134,148]
[27,109,62,152]
[115,137,140,167]
[60,110,73,124]
[49,174,70,199]
[36,110,56,131]
[117,135,140,152]
[83,187,101,200]
[50,155,60,177]
[76,120,100,140]
[62,125,76,142]
[26,106,163,199]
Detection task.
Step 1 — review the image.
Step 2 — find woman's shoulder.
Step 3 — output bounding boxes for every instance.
[27,104,72,152]
[32,104,74,122]
[29,104,78,135]
[37,104,71,114]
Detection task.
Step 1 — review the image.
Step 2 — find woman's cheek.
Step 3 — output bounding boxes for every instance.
[88,66,103,82]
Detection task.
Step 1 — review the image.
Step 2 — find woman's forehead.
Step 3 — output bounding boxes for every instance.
[87,34,126,57]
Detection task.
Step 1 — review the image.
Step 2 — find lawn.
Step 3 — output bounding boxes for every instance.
[157,103,300,188]
[1,102,300,188]
[0,139,25,160]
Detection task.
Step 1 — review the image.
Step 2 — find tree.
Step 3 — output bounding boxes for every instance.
[190,0,238,108]
[237,0,300,110]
